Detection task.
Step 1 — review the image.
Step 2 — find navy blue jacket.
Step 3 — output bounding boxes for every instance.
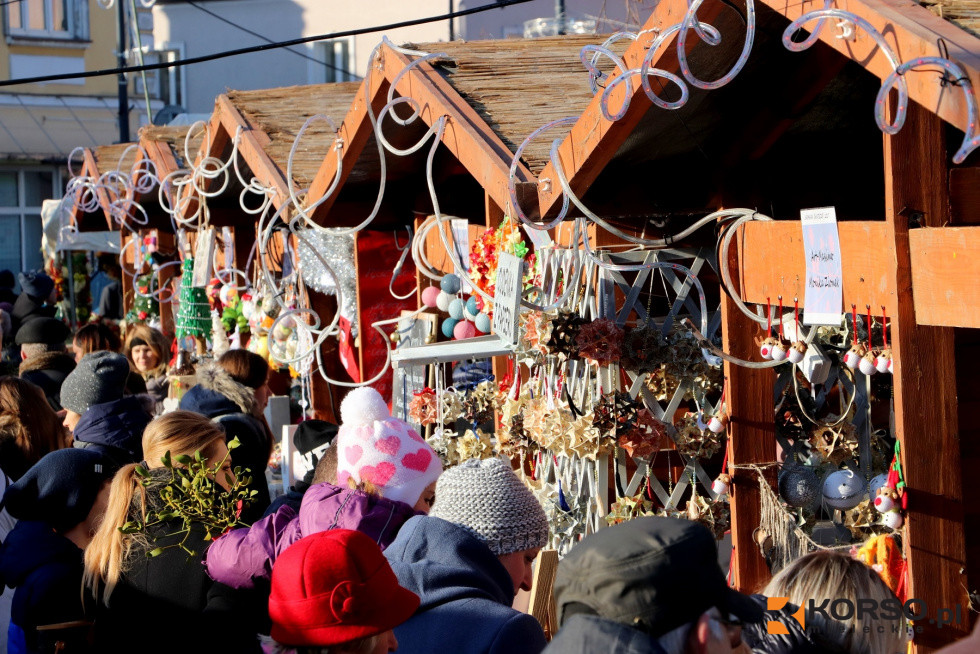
[384,515,547,654]
[180,385,271,521]
[72,396,151,467]
[0,521,87,654]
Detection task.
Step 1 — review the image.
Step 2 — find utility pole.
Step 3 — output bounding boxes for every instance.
[116,0,130,142]
[448,0,454,41]
[555,0,566,35]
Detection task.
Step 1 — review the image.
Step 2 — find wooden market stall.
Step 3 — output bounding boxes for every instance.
[524,0,980,650]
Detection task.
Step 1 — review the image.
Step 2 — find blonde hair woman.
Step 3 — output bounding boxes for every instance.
[83,411,257,651]
[123,324,170,413]
[761,550,908,654]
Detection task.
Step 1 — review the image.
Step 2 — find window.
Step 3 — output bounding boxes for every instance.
[0,169,60,276]
[315,39,354,83]
[156,47,185,107]
[6,0,88,40]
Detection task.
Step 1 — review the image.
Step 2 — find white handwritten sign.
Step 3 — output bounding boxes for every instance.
[492,252,524,346]
[800,207,843,325]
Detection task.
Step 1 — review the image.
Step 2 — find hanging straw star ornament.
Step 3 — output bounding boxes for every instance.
[576,318,624,366]
[440,388,465,424]
[622,325,668,374]
[546,312,586,358]
[673,414,723,459]
[606,491,657,526]
[618,408,667,459]
[408,388,439,426]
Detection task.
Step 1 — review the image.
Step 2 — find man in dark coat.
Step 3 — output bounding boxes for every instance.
[543,517,764,654]
[16,317,74,412]
[10,271,56,335]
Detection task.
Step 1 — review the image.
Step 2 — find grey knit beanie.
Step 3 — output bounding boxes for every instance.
[430,457,549,556]
[61,351,131,414]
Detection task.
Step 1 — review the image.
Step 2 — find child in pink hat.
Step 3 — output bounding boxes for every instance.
[206,387,442,591]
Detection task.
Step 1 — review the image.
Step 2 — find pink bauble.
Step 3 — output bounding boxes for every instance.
[421,286,440,308]
[453,320,477,340]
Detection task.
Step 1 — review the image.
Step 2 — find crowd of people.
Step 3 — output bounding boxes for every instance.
[0,268,976,654]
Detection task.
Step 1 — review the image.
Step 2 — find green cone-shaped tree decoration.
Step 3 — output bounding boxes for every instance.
[175,258,211,341]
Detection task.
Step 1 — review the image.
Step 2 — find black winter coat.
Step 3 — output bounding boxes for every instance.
[179,364,272,522]
[741,595,851,654]
[93,519,262,653]
[0,521,90,654]
[19,352,76,412]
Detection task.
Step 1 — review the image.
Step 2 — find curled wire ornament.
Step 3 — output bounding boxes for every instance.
[676,0,756,90]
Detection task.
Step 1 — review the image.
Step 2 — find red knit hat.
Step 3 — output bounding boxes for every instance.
[269,529,420,647]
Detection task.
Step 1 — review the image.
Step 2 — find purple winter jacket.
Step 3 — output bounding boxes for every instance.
[205,481,420,589]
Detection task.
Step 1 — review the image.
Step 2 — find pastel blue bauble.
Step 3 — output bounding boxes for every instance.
[474,313,491,334]
[466,296,479,315]
[440,274,461,294]
[448,298,465,320]
[442,318,459,338]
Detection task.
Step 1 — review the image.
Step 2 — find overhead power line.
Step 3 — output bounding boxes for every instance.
[0,0,536,87]
[179,0,361,78]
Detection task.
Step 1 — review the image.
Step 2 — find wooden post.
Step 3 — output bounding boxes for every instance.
[722,228,775,595]
[883,100,967,650]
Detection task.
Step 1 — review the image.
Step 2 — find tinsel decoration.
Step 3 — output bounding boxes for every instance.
[175,258,212,341]
[576,318,624,365]
[618,408,667,459]
[295,228,358,337]
[408,388,438,426]
[546,312,586,358]
[672,414,723,459]
[622,325,668,374]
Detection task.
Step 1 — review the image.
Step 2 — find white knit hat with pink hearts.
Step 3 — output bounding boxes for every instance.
[335,386,442,508]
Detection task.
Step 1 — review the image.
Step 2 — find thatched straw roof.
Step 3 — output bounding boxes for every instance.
[140,125,205,169]
[227,82,373,190]
[411,35,621,174]
[924,0,980,36]
[92,143,139,176]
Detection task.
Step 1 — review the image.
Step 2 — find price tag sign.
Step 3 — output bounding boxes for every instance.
[800,207,843,325]
[492,252,524,346]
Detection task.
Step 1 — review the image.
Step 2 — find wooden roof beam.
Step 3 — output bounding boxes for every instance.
[758,0,980,138]
[84,148,115,231]
[308,42,538,225]
[214,94,292,210]
[378,43,537,216]
[535,0,726,219]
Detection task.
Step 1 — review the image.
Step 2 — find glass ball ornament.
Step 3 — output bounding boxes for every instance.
[822,469,867,510]
[778,466,820,508]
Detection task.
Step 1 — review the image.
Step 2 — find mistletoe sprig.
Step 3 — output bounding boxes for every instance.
[120,437,256,558]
